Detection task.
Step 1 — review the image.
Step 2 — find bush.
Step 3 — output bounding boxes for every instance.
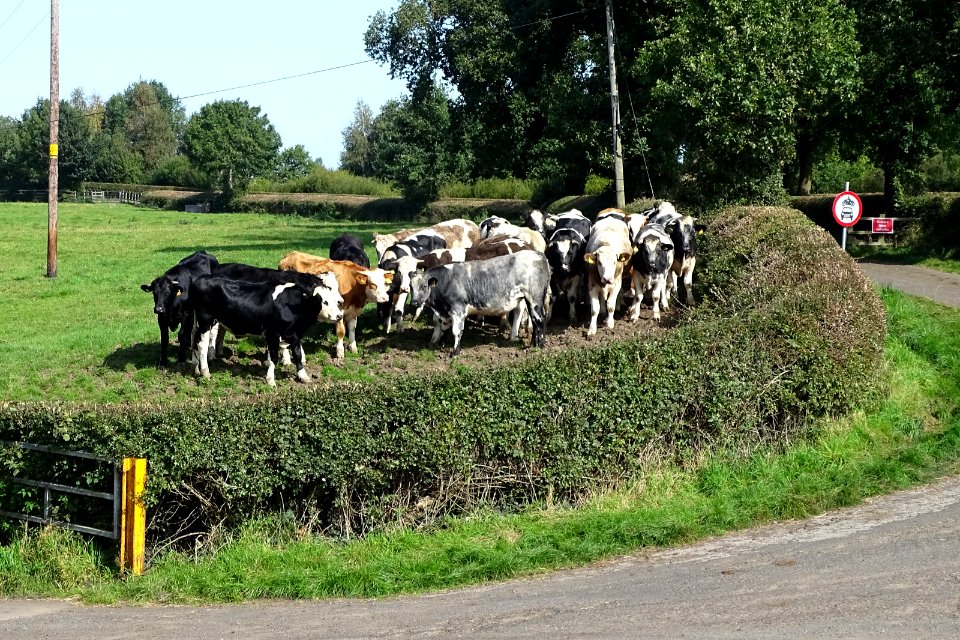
[0,206,885,549]
[439,177,538,200]
[812,154,885,194]
[583,174,613,196]
[251,166,398,198]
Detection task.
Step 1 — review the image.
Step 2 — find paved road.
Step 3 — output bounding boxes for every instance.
[3,263,960,639]
[3,474,960,639]
[858,261,960,307]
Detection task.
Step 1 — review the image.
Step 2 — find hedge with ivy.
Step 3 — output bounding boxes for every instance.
[0,205,886,543]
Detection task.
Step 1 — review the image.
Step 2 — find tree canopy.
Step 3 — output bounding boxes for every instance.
[183,100,282,198]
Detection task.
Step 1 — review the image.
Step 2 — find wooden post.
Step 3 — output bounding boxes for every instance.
[46,0,59,278]
[605,0,626,209]
[119,457,147,576]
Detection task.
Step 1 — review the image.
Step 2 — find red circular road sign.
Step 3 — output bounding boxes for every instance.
[832,190,863,227]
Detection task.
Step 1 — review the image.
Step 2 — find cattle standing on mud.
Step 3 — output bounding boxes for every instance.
[667,215,698,306]
[409,251,550,356]
[628,224,674,322]
[544,210,592,322]
[190,271,343,386]
[583,209,632,336]
[279,251,394,363]
[379,231,449,332]
[141,250,219,367]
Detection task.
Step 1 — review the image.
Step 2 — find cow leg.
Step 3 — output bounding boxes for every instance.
[335,319,347,364]
[264,337,279,387]
[567,277,580,322]
[509,305,524,341]
[659,274,671,312]
[450,314,467,356]
[587,291,601,337]
[429,315,450,346]
[627,273,645,322]
[651,277,664,322]
[291,341,310,383]
[176,312,192,364]
[604,284,618,329]
[684,259,696,306]
[279,340,295,366]
[394,291,408,332]
[347,317,359,353]
[194,325,214,379]
[157,316,170,368]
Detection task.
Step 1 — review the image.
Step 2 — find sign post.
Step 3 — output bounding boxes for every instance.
[832,184,863,251]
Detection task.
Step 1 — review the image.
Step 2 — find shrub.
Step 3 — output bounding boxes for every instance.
[0,206,885,549]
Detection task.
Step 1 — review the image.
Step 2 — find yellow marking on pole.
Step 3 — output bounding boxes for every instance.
[49,144,58,158]
[119,457,147,576]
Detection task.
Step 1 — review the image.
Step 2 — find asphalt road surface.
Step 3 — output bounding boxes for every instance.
[2,262,959,639]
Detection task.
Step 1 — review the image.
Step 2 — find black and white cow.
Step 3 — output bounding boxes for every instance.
[544,210,592,322]
[329,233,370,268]
[190,271,343,386]
[409,251,550,356]
[140,250,219,367]
[378,230,448,332]
[628,223,674,322]
[666,215,698,306]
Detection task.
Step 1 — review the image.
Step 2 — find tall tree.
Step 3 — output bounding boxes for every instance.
[275,144,316,182]
[125,81,178,174]
[340,100,375,176]
[848,0,960,211]
[12,99,99,189]
[183,99,281,198]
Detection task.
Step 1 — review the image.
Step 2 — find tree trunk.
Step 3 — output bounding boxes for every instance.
[795,132,814,196]
[882,160,896,215]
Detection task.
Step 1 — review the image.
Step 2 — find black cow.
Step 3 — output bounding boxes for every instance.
[409,251,550,356]
[544,210,592,322]
[140,250,219,367]
[667,215,698,306]
[329,233,370,268]
[190,271,343,386]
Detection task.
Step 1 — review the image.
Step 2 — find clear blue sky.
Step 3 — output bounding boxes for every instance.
[0,0,407,168]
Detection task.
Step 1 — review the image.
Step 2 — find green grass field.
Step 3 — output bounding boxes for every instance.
[0,202,401,403]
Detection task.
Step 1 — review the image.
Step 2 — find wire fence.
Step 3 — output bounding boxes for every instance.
[2,189,142,204]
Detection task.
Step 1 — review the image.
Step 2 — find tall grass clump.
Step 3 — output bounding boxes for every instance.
[0,526,110,595]
[250,167,398,198]
[439,177,539,200]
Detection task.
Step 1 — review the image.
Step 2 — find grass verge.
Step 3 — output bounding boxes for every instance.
[1,287,958,603]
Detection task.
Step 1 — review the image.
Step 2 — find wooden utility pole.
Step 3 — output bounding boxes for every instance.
[605,0,625,209]
[47,0,59,278]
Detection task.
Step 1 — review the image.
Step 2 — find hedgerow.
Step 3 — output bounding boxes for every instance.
[0,206,885,548]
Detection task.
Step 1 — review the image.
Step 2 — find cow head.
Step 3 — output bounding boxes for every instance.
[356,268,393,304]
[636,226,674,272]
[392,255,421,295]
[141,275,182,316]
[584,248,631,286]
[307,271,345,322]
[546,235,582,275]
[671,216,698,256]
[408,270,431,311]
[478,215,510,239]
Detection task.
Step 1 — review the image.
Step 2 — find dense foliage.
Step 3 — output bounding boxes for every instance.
[0,206,885,545]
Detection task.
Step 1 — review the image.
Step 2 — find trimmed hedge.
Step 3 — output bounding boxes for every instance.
[0,206,885,545]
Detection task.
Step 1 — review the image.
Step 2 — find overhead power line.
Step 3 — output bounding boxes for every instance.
[0,10,48,66]
[0,0,28,33]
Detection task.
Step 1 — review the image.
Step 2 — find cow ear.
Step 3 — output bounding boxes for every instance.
[383,271,394,284]
[583,253,596,265]
[356,273,369,286]
[428,277,439,288]
[140,284,151,292]
[618,253,631,263]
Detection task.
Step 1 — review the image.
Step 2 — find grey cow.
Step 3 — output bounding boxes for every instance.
[409,251,550,356]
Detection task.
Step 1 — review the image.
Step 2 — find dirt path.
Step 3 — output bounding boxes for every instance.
[858,261,960,307]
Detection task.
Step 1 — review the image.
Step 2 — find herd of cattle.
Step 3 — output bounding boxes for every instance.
[140,202,700,385]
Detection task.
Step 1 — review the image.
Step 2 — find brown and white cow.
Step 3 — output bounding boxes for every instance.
[372,218,480,262]
[278,251,393,363]
[477,215,547,252]
[583,208,632,336]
